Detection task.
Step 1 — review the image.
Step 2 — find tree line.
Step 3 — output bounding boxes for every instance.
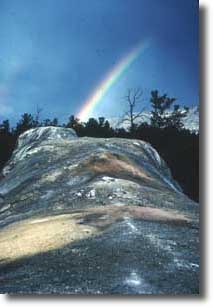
[0,90,199,202]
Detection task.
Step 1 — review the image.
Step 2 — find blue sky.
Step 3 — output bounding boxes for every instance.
[0,0,199,124]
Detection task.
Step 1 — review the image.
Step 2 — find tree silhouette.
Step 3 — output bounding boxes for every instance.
[34,105,43,127]
[0,120,10,134]
[66,115,84,135]
[150,90,176,128]
[15,113,37,136]
[166,105,189,130]
[122,88,144,133]
[150,90,188,129]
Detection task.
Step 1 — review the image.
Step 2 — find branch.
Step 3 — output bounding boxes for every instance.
[132,106,147,121]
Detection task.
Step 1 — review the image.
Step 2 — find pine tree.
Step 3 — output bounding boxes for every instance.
[150,90,176,128]
[15,113,36,135]
[150,90,188,129]
[0,120,10,134]
[166,105,189,130]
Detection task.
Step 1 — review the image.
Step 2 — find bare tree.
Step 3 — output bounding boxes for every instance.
[122,88,145,133]
[35,105,43,126]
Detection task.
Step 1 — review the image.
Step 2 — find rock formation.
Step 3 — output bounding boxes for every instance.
[0,127,199,294]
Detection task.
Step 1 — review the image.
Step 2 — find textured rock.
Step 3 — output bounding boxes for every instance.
[0,127,199,294]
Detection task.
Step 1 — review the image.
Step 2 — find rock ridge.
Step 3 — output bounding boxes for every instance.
[0,127,199,294]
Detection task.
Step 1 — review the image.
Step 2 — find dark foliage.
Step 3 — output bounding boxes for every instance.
[134,124,199,201]
[0,121,14,170]
[150,90,188,129]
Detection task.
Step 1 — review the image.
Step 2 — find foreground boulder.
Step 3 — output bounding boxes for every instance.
[0,127,199,294]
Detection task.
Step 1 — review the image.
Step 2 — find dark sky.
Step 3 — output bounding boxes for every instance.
[0,0,199,123]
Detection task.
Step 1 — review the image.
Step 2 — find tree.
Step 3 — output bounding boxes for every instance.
[51,118,59,126]
[98,117,105,127]
[0,119,16,170]
[43,119,52,126]
[166,105,189,130]
[84,118,99,136]
[99,118,114,137]
[0,120,10,134]
[43,118,59,127]
[34,105,43,127]
[15,113,36,136]
[66,115,85,136]
[150,91,188,129]
[122,88,144,133]
[150,90,176,128]
[66,115,78,129]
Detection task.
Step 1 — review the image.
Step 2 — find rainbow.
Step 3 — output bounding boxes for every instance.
[77,41,148,121]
